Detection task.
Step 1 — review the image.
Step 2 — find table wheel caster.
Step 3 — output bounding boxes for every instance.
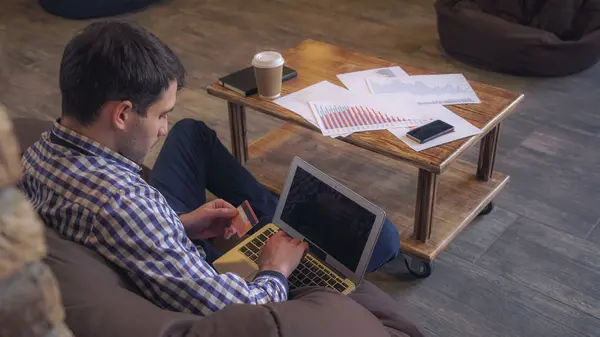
[404,256,433,279]
[478,202,494,216]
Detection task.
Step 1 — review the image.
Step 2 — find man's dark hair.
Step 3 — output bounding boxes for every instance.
[59,20,185,125]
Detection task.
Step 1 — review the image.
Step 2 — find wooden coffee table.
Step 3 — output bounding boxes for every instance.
[207,40,523,278]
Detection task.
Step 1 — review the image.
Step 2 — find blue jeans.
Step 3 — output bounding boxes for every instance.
[149,119,400,273]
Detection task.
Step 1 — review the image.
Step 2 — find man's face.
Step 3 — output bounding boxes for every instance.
[122,81,177,163]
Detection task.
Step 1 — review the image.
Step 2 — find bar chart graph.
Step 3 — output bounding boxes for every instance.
[309,101,429,137]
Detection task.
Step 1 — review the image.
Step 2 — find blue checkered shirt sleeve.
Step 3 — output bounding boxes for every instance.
[93,185,287,316]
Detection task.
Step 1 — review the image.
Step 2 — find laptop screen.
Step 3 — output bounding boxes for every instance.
[280,167,376,273]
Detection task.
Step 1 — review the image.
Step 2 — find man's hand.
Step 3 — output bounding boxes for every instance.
[179,199,238,240]
[258,231,309,278]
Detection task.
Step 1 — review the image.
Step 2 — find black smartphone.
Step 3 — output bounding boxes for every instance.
[406,120,454,144]
[282,65,298,81]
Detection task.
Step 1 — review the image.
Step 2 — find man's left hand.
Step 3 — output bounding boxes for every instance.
[179,199,238,240]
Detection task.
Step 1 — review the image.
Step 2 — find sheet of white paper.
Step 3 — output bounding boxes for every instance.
[366,74,481,105]
[388,105,482,152]
[337,66,408,94]
[352,93,421,118]
[274,81,355,137]
[309,101,415,137]
[308,94,428,137]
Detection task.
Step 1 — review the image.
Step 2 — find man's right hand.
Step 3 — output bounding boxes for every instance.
[258,230,308,278]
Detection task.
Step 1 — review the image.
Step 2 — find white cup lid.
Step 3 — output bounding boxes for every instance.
[252,51,284,68]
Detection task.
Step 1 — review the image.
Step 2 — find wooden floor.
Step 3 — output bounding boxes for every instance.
[2,0,600,336]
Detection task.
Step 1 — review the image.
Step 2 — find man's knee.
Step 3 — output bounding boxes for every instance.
[171,118,209,133]
[168,118,215,141]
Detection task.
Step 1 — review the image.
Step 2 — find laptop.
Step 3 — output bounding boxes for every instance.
[213,157,386,295]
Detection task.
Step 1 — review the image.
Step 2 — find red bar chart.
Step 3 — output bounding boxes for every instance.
[310,102,429,137]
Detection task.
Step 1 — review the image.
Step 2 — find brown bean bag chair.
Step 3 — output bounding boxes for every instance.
[435,0,600,76]
[43,227,426,337]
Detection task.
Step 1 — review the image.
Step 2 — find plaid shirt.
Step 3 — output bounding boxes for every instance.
[19,121,288,316]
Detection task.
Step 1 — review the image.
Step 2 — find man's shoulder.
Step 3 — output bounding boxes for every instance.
[20,138,148,208]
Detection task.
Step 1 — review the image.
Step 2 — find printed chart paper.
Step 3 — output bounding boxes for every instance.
[366,74,481,105]
[337,66,408,94]
[274,81,355,137]
[309,100,428,137]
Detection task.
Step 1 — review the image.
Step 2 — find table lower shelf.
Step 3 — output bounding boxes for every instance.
[245,123,509,262]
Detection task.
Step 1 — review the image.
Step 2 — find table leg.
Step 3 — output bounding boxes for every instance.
[413,169,438,242]
[477,125,501,181]
[228,102,248,164]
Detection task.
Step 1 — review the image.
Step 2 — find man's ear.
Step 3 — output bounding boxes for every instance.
[110,100,134,131]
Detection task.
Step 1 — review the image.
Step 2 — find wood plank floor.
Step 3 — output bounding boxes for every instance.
[2,0,600,335]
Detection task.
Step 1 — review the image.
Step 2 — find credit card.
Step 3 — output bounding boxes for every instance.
[231,200,259,238]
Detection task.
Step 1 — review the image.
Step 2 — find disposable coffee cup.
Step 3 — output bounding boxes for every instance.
[252,51,284,99]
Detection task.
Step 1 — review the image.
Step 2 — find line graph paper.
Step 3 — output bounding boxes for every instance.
[366,74,481,105]
[309,101,430,137]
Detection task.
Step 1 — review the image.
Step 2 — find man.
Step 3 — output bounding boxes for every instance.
[19,20,400,316]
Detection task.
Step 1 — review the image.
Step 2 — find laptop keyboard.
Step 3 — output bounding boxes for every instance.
[239,228,348,293]
[289,253,348,292]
